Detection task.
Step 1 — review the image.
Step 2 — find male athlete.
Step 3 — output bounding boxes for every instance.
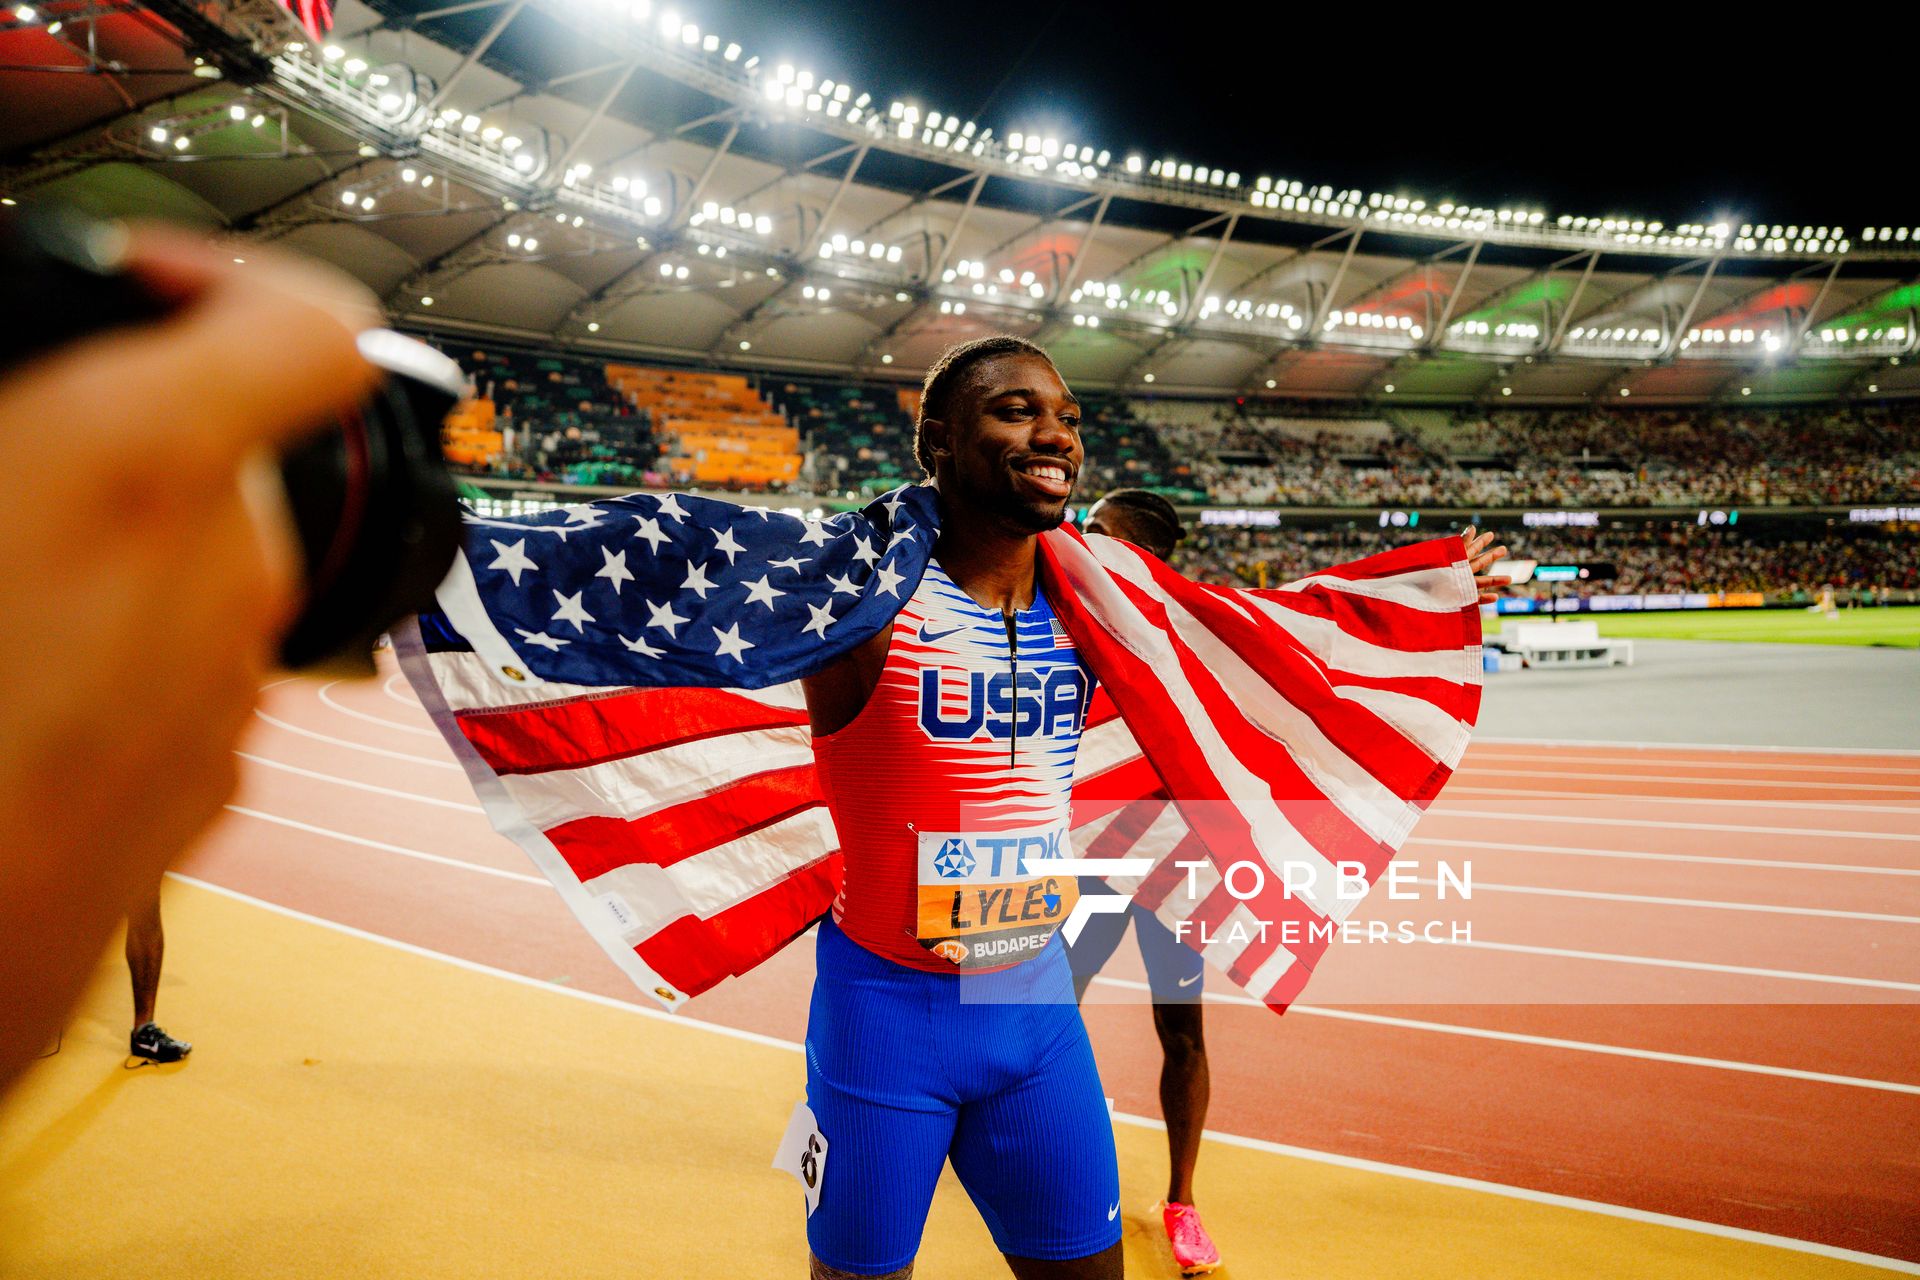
[797,336,1119,1279]
[127,891,191,1064]
[1065,488,1218,1275]
[792,338,1511,1278]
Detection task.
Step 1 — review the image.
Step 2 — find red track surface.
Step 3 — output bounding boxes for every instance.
[183,668,1920,1265]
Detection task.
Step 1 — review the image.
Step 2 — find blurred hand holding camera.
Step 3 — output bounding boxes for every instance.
[0,225,381,1093]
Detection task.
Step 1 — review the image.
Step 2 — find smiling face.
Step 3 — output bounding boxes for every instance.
[924,352,1083,535]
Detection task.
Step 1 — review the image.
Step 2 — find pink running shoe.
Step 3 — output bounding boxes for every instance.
[1161,1201,1222,1275]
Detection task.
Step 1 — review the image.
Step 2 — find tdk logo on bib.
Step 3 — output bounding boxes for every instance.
[932,839,977,879]
[917,667,1089,741]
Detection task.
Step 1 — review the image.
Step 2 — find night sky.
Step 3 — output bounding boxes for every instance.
[704,2,1913,228]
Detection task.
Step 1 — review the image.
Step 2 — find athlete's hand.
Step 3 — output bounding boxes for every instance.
[0,223,380,1096]
[1461,526,1512,605]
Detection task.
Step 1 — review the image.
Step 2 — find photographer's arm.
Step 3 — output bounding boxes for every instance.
[0,228,379,1093]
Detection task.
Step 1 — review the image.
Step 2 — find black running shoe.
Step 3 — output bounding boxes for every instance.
[129,1022,191,1063]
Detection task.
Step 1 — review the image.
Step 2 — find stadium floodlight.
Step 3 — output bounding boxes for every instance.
[1142,373,1155,383]
[881,353,894,364]
[14,3,36,19]
[341,190,357,206]
[763,79,784,102]
[401,167,417,183]
[420,296,433,306]
[886,246,902,263]
[659,262,673,276]
[702,33,718,51]
[739,340,751,351]
[251,114,265,128]
[629,0,649,17]
[724,42,740,60]
[462,115,480,132]
[512,154,535,173]
[323,43,343,60]
[1126,155,1143,174]
[641,196,661,216]
[171,134,191,151]
[675,265,688,279]
[658,11,679,39]
[229,104,247,121]
[481,125,502,142]
[755,215,772,234]
[149,125,169,144]
[587,321,600,332]
[508,232,522,247]
[344,57,366,75]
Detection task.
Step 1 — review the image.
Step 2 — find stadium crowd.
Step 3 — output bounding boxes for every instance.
[1176,520,1920,599]
[433,341,1917,515]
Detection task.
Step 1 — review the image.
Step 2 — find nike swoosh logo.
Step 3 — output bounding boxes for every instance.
[1177,973,1201,989]
[917,623,966,643]
[1107,1202,1120,1221]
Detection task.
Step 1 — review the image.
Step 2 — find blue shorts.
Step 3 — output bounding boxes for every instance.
[801,915,1122,1275]
[1063,877,1206,1001]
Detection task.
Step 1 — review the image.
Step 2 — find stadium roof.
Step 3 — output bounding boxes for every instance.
[5,0,1919,404]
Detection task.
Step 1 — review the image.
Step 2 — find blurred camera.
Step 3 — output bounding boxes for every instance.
[0,204,463,672]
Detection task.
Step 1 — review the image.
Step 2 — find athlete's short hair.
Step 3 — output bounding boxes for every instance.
[1091,487,1183,559]
[913,335,1056,475]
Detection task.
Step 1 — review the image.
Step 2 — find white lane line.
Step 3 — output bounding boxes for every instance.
[235,752,485,813]
[1476,736,1920,759]
[224,806,547,885]
[166,873,1920,1277]
[1411,836,1920,878]
[384,673,425,709]
[1466,750,1920,776]
[252,707,461,769]
[1443,788,1920,815]
[1417,935,1920,994]
[1431,808,1920,842]
[1457,766,1920,794]
[317,680,441,739]
[1091,976,1920,1097]
[1402,877,1920,924]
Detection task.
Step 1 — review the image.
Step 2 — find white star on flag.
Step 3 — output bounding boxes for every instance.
[551,590,595,632]
[514,628,569,651]
[712,526,747,564]
[769,555,809,573]
[595,547,635,594]
[561,504,601,525]
[681,561,716,599]
[711,622,755,662]
[875,562,906,598]
[801,601,836,639]
[632,516,672,553]
[826,571,860,596]
[619,632,665,658]
[798,521,834,547]
[882,492,906,522]
[655,493,690,523]
[488,539,539,586]
[851,536,879,566]
[740,574,786,611]
[645,599,689,637]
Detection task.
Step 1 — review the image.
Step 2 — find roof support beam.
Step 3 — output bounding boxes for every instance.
[1181,210,1239,323]
[1050,191,1110,306]
[1423,238,1479,347]
[928,170,988,279]
[799,144,870,258]
[1546,251,1601,353]
[1308,227,1364,333]
[548,58,641,179]
[1658,250,1725,358]
[673,118,739,225]
[424,0,529,112]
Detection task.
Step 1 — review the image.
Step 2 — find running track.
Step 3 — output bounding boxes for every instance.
[182,663,1920,1267]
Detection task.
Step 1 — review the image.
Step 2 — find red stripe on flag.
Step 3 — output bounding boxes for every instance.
[546,764,824,881]
[635,855,839,997]
[457,687,807,776]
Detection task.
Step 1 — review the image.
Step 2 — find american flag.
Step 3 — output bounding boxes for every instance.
[396,484,1482,1012]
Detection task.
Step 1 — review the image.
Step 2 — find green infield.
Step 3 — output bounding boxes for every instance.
[1487,605,1920,648]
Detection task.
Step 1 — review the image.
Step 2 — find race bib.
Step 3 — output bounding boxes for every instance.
[914,825,1078,969]
[771,1101,828,1218]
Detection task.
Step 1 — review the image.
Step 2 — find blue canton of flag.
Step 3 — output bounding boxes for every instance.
[430,484,940,690]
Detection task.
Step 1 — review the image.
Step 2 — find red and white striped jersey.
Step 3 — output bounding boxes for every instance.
[814,559,1093,973]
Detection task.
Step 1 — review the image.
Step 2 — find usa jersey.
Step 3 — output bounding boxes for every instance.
[812,559,1094,973]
